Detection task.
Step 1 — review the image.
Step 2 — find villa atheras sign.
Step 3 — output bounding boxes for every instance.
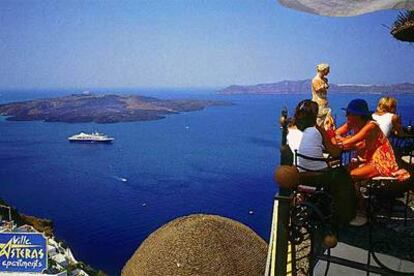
[0,232,47,273]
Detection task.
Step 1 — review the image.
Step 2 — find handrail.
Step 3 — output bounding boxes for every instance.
[0,204,12,221]
[265,195,293,276]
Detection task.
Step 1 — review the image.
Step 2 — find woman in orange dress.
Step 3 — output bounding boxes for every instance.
[335,99,400,226]
[335,99,399,180]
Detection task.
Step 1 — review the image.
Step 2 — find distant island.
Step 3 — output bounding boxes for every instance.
[0,93,230,123]
[219,80,414,95]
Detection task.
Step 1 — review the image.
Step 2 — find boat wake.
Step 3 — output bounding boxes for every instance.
[112,176,128,182]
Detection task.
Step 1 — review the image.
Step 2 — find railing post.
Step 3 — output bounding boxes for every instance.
[274,107,291,275]
[0,204,12,221]
[280,107,288,148]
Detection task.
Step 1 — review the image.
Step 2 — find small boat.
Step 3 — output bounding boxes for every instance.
[68,131,114,143]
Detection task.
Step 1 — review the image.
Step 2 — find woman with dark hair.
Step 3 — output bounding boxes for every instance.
[294,99,340,171]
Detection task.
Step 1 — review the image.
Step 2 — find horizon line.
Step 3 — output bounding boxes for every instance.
[0,86,224,92]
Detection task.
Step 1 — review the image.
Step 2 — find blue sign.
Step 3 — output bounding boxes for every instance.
[0,233,47,273]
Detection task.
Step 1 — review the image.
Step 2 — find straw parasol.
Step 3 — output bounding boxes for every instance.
[391,10,414,42]
[122,214,268,276]
[277,0,414,17]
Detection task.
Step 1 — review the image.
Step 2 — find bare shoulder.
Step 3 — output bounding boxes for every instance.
[363,121,378,131]
[392,113,400,122]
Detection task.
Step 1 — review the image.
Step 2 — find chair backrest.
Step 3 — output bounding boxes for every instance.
[294,150,332,191]
[408,151,414,163]
[401,150,414,166]
[294,150,328,172]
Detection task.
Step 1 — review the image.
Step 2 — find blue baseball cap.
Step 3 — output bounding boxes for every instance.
[342,99,371,116]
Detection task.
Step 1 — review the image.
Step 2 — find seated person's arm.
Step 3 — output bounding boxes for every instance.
[342,122,376,149]
[392,114,403,136]
[317,126,341,158]
[335,122,349,137]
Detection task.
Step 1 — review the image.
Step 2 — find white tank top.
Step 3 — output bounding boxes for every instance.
[372,113,393,137]
[287,128,303,154]
[297,127,327,171]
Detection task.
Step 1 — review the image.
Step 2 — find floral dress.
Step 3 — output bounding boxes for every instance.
[362,121,399,176]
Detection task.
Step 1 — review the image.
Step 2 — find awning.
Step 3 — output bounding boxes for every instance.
[277,0,414,17]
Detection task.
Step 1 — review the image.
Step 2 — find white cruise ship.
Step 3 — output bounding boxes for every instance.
[68,132,114,143]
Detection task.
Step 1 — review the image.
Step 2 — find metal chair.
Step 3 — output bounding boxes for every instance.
[364,174,413,275]
[367,176,411,225]
[291,150,336,273]
[390,133,414,164]
[401,150,414,166]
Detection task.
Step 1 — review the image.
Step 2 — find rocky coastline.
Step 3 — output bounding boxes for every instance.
[0,93,230,124]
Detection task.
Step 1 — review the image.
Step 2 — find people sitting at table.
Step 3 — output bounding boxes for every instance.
[372,96,403,137]
[335,99,403,226]
[284,98,410,226]
[291,100,355,224]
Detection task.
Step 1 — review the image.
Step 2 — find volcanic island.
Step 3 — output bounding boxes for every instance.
[0,93,230,123]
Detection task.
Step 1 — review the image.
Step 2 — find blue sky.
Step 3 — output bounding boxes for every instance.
[0,0,413,89]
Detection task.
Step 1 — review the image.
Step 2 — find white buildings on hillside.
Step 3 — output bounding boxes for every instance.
[0,220,90,276]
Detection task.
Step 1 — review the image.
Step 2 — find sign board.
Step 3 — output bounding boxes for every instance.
[0,233,47,273]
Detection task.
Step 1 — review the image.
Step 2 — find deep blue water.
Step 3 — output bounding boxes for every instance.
[1,89,414,275]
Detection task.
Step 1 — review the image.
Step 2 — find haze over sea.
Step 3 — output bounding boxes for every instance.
[1,88,414,274]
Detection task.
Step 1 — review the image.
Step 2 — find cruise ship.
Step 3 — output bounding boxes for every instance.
[68,132,114,143]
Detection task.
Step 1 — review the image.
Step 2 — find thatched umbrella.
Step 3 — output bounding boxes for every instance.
[277,0,414,17]
[391,10,414,42]
[122,214,268,276]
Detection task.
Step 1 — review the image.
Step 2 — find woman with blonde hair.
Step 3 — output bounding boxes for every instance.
[312,63,334,129]
[372,96,402,137]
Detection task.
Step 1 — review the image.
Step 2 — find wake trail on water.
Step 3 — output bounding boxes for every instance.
[111,176,128,182]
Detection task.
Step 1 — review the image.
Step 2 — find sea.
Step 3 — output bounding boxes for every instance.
[1,88,414,275]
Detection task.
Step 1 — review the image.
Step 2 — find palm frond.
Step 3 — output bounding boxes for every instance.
[391,10,414,42]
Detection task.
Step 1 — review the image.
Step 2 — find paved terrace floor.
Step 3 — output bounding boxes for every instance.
[314,242,414,275]
[314,202,414,275]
